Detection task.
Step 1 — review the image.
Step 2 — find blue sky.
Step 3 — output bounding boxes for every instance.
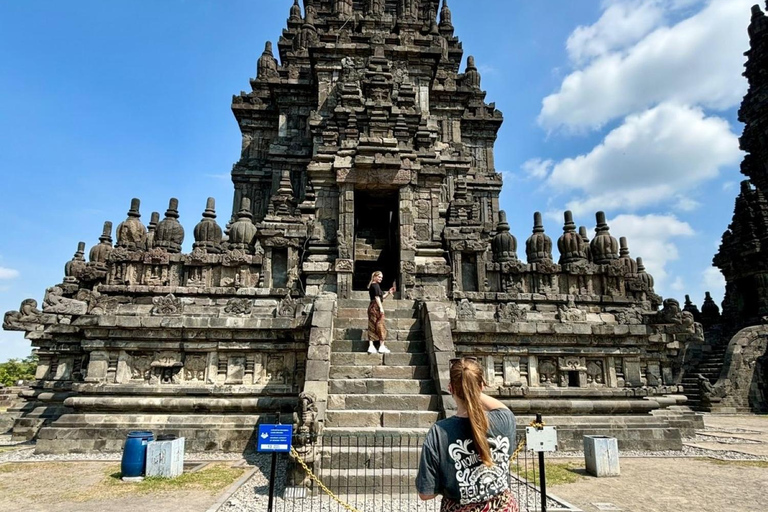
[0,0,752,361]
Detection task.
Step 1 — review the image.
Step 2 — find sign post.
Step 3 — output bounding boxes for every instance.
[257,424,294,512]
[525,414,558,512]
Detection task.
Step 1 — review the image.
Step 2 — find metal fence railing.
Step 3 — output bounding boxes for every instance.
[261,432,557,512]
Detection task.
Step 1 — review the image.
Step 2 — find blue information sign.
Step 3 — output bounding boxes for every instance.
[257,424,293,453]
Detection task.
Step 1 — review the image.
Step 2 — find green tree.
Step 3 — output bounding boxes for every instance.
[0,355,38,387]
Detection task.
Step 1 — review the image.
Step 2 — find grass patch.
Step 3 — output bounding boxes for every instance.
[68,463,244,501]
[511,461,584,486]
[697,457,768,469]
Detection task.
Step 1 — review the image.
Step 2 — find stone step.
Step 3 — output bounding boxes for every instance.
[328,379,435,395]
[336,308,419,319]
[320,468,419,490]
[325,410,440,429]
[339,298,418,309]
[331,339,427,353]
[329,365,432,380]
[319,444,422,470]
[328,394,439,411]
[334,317,421,330]
[331,352,430,366]
[333,327,425,342]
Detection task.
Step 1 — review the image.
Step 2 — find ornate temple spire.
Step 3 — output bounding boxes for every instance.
[701,291,722,325]
[492,211,517,262]
[683,294,702,322]
[439,0,453,31]
[526,212,552,264]
[64,242,86,283]
[193,197,223,253]
[89,221,113,266]
[636,257,655,291]
[289,0,303,23]
[227,198,257,253]
[579,225,592,262]
[464,56,481,90]
[116,198,147,251]
[557,210,587,264]
[257,41,279,81]
[154,198,185,253]
[147,211,160,248]
[590,211,619,264]
[618,237,638,273]
[295,10,318,51]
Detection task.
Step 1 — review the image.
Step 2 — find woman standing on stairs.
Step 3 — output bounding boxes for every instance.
[416,357,519,512]
[367,270,396,354]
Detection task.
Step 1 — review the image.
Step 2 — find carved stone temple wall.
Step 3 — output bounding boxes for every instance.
[4,0,704,454]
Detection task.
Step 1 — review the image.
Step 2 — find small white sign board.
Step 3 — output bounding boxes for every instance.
[525,426,558,452]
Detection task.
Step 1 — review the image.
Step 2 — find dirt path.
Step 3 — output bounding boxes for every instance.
[0,461,243,512]
[548,456,768,512]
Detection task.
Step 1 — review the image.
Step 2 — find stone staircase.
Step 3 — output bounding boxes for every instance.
[325,297,439,433]
[682,344,728,411]
[319,296,438,492]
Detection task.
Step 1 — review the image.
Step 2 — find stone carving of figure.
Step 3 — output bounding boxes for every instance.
[398,0,418,21]
[335,0,353,18]
[368,0,384,16]
[43,286,88,315]
[653,298,683,325]
[297,391,318,440]
[257,41,279,80]
[698,374,726,407]
[3,299,42,330]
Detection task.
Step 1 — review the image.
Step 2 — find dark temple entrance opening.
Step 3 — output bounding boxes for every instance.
[353,189,399,292]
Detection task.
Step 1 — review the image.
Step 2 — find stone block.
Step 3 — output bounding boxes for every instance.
[305,360,330,381]
[146,437,185,478]
[583,436,620,477]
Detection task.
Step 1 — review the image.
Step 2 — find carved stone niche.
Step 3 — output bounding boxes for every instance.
[150,351,183,385]
[558,356,587,388]
[538,358,558,387]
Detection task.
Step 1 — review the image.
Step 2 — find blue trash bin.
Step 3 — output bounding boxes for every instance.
[121,431,154,478]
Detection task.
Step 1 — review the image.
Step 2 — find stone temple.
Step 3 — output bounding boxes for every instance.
[5,0,715,456]
[680,3,768,415]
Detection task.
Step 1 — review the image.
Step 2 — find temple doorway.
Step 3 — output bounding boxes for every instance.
[352,189,399,292]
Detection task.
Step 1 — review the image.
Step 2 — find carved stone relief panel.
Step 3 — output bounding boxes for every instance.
[646,361,661,387]
[226,355,247,385]
[184,354,207,382]
[538,358,558,386]
[130,353,152,382]
[586,359,605,386]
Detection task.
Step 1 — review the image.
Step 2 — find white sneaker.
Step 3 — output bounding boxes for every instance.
[378,345,391,354]
[367,345,378,354]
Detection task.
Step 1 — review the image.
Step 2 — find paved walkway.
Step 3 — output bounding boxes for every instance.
[548,414,768,512]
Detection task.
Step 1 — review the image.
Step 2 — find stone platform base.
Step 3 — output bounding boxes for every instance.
[34,412,294,454]
[514,414,687,451]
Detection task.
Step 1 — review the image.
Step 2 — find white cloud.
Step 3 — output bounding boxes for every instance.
[673,196,701,212]
[702,266,725,290]
[606,213,695,291]
[567,0,669,64]
[540,0,752,130]
[670,276,686,291]
[0,267,19,280]
[521,158,553,180]
[545,103,741,216]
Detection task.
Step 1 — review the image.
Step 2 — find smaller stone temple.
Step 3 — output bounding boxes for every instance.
[4,0,705,456]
